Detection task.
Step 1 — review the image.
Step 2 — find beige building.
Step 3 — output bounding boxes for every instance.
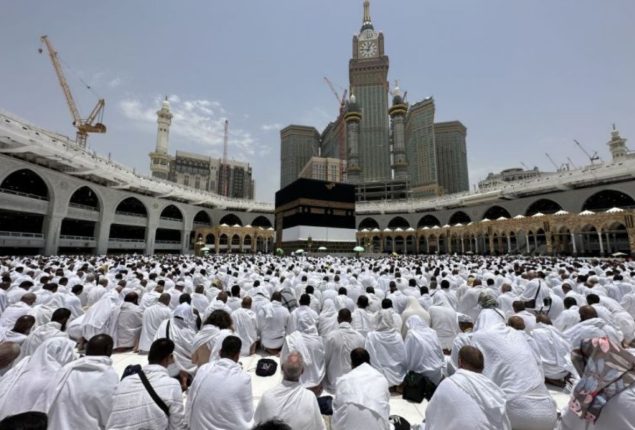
[298,157,346,183]
[149,99,254,199]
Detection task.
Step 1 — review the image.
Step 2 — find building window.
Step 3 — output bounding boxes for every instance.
[184,175,190,186]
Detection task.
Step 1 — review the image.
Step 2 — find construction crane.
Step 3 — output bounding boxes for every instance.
[520,161,530,170]
[323,77,347,114]
[323,77,348,180]
[545,153,561,171]
[573,139,601,165]
[39,35,106,148]
[221,120,230,197]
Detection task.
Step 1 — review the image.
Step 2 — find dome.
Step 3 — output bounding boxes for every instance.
[392,94,404,106]
[347,95,361,113]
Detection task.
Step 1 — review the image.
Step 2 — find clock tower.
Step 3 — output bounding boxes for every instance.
[349,0,391,182]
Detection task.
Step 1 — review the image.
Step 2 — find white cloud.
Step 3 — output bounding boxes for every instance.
[261,123,282,132]
[107,77,123,88]
[119,96,263,159]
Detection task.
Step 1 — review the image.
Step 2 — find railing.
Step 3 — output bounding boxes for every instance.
[159,216,183,222]
[108,238,145,243]
[60,235,95,241]
[69,202,99,212]
[0,230,43,238]
[0,187,48,201]
[115,211,147,218]
[155,240,181,245]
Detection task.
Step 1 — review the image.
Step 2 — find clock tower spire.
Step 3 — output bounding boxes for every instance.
[363,0,373,29]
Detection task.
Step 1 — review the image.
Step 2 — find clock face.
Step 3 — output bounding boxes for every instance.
[360,40,378,58]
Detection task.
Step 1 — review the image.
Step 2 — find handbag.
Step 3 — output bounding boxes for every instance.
[255,358,278,376]
[389,415,411,430]
[525,280,542,309]
[402,371,438,403]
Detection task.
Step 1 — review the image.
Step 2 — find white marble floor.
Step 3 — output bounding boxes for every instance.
[111,351,571,427]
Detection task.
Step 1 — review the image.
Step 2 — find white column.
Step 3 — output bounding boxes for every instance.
[461,237,465,254]
[598,231,604,255]
[605,232,611,254]
[526,234,531,253]
[507,236,512,253]
[474,237,478,253]
[426,238,430,254]
[571,232,577,254]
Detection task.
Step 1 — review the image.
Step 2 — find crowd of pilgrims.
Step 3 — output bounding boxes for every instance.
[0,254,633,429]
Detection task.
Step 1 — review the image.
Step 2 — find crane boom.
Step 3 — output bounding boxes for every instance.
[574,139,600,164]
[39,35,106,147]
[545,153,560,170]
[40,35,82,125]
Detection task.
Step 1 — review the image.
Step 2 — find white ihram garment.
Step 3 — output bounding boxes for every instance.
[138,302,171,352]
[364,310,407,386]
[323,322,365,392]
[254,380,326,430]
[232,307,258,356]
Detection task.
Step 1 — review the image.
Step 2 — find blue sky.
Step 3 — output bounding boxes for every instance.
[1,0,634,202]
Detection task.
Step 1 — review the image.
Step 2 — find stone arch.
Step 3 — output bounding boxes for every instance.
[418,215,440,228]
[388,216,410,229]
[160,204,184,221]
[0,168,50,200]
[482,205,511,220]
[251,215,272,228]
[358,217,380,230]
[525,199,562,216]
[68,185,101,211]
[115,196,147,217]
[582,190,635,212]
[193,210,212,227]
[219,213,243,226]
[449,211,471,225]
[205,233,215,244]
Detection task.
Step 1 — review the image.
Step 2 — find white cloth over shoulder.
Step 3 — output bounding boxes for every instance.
[138,302,171,352]
[364,310,407,386]
[332,363,390,430]
[424,369,511,430]
[34,355,119,430]
[254,380,325,430]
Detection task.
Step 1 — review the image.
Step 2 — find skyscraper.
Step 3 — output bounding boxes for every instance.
[349,0,391,183]
[279,0,469,199]
[279,125,319,188]
[405,98,438,196]
[435,121,469,194]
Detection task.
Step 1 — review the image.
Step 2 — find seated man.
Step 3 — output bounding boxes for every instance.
[424,346,511,429]
[365,309,407,389]
[138,293,171,353]
[404,315,445,385]
[281,313,325,393]
[254,352,325,430]
[332,348,391,430]
[232,297,259,356]
[34,334,119,430]
[323,309,365,392]
[531,314,575,386]
[107,339,187,430]
[114,292,143,352]
[18,308,70,359]
[187,336,253,430]
[471,323,557,430]
[257,292,290,354]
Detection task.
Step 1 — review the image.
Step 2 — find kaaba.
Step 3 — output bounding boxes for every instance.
[275,178,356,253]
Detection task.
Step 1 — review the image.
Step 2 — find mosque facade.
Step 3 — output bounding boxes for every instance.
[280,1,470,199]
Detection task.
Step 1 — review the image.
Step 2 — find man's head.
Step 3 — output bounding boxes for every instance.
[440,279,450,290]
[12,315,35,335]
[337,308,352,324]
[381,298,393,309]
[179,293,192,305]
[20,293,36,306]
[299,294,310,307]
[501,283,512,294]
[579,305,598,322]
[85,334,114,357]
[356,295,369,309]
[586,294,600,306]
[51,308,71,331]
[241,296,252,309]
[271,291,282,303]
[124,292,139,305]
[231,284,241,297]
[71,284,83,296]
[507,316,526,331]
[0,411,48,430]
[195,285,205,295]
[219,335,242,362]
[158,293,171,306]
[0,342,20,370]
[251,420,292,430]
[148,338,175,368]
[217,291,228,303]
[512,300,526,313]
[458,346,484,373]
[338,287,347,296]
[281,352,304,382]
[536,313,552,325]
[350,347,370,369]
[563,297,577,310]
[205,310,233,330]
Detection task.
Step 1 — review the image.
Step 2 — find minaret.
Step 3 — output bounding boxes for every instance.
[345,94,362,184]
[149,97,173,179]
[608,124,629,161]
[389,85,409,181]
[363,0,372,28]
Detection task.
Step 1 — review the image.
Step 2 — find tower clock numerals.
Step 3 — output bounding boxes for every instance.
[360,40,378,58]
